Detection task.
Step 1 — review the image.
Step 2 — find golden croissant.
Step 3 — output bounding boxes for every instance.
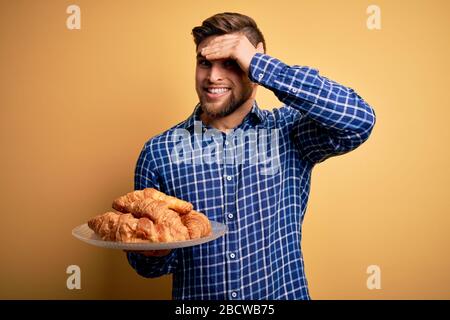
[112,188,193,215]
[88,189,212,243]
[181,210,213,239]
[88,211,191,242]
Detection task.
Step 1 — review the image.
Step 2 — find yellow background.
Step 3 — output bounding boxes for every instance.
[1,0,449,299]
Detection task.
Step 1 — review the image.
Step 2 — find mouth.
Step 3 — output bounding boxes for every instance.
[203,87,231,100]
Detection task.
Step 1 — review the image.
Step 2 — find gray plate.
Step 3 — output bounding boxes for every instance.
[72,221,227,250]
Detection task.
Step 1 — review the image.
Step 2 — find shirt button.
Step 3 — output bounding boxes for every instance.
[231,292,238,298]
[229,252,236,259]
[291,88,298,93]
[227,213,234,219]
[224,141,229,146]
[226,175,232,181]
[258,73,264,79]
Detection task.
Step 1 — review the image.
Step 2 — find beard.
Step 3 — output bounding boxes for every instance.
[200,85,253,119]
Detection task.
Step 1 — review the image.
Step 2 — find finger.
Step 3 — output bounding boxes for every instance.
[124,250,138,254]
[204,50,230,61]
[202,39,238,55]
[141,250,171,257]
[202,43,237,60]
[207,34,247,49]
[207,34,239,45]
[204,38,238,48]
[209,36,239,46]
[124,250,169,257]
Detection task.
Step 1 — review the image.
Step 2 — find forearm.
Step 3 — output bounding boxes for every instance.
[128,144,178,277]
[249,53,376,140]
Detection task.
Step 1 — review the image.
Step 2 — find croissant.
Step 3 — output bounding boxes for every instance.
[131,199,180,223]
[181,210,212,239]
[88,211,190,242]
[112,188,193,214]
[88,212,141,242]
[88,189,212,243]
[134,213,189,242]
[88,211,119,241]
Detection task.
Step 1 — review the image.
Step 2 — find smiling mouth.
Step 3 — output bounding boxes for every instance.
[204,87,231,99]
[205,87,230,93]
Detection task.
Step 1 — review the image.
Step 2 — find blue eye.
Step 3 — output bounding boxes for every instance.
[198,60,210,67]
[224,60,237,68]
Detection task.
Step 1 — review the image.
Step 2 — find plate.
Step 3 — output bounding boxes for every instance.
[72,221,228,250]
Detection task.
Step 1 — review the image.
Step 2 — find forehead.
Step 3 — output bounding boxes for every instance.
[197,35,219,52]
[196,36,226,62]
[196,33,241,52]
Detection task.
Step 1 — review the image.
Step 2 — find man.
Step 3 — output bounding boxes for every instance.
[126,12,376,300]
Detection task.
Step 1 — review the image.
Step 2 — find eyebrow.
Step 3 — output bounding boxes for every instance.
[196,53,231,62]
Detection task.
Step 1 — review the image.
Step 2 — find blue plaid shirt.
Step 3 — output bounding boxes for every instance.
[127,53,376,300]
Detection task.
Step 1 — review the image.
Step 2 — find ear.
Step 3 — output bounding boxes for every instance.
[256,42,264,54]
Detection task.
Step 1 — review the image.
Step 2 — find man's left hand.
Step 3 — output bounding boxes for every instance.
[201,33,264,75]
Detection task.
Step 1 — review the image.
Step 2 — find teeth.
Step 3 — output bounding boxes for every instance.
[207,88,230,94]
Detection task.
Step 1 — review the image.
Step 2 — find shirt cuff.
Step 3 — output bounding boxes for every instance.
[248,53,287,87]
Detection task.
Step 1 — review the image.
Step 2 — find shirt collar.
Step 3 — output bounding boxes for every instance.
[181,100,265,130]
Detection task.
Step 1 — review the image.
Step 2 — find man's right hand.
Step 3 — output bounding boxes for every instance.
[125,250,172,257]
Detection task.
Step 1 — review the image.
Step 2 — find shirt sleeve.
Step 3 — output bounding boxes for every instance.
[126,142,179,278]
[126,250,179,278]
[249,53,376,164]
[134,142,161,191]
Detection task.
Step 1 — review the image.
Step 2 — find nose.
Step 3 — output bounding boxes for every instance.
[207,64,224,82]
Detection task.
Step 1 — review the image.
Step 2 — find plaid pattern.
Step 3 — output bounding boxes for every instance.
[127,53,376,300]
